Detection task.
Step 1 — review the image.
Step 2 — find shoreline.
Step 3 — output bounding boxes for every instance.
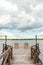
[0,38,43,40]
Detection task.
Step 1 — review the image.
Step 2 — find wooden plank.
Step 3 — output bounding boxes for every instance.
[0,47,11,59]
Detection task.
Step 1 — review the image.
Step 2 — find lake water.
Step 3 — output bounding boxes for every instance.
[0,40,43,64]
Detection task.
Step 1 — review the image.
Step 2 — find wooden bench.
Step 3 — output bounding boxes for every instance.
[14,43,19,49]
[24,43,29,49]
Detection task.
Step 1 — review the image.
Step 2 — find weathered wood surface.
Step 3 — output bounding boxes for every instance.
[24,43,29,49]
[0,47,11,59]
[14,43,19,49]
[10,47,43,65]
[0,44,13,65]
[10,47,33,65]
[31,44,42,64]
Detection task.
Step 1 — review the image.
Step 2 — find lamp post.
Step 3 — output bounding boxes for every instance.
[35,35,37,50]
[36,35,37,45]
[5,35,7,45]
[5,35,8,50]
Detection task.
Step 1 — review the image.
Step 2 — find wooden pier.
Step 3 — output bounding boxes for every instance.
[0,43,43,65]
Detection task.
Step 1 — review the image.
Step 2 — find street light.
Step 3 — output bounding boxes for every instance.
[5,35,8,50]
[5,35,7,45]
[35,35,37,50]
[35,35,37,45]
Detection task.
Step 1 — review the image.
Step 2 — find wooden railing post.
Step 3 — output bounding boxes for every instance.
[7,53,10,65]
[10,47,13,59]
[11,48,13,59]
[31,47,32,59]
[3,44,5,52]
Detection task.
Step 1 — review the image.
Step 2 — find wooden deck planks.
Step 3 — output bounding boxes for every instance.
[10,47,34,65]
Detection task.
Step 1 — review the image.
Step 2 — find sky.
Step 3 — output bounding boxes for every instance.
[0,0,43,38]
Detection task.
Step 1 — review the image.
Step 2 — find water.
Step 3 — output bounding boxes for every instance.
[0,40,43,64]
[0,40,43,53]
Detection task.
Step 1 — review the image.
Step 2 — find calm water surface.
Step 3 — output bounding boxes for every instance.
[0,40,43,51]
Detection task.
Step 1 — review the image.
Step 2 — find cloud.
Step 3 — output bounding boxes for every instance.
[0,0,18,16]
[0,0,43,38]
[32,4,43,18]
[37,31,43,38]
[0,29,33,39]
[0,15,11,25]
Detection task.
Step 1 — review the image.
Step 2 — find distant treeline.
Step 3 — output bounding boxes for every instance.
[0,38,43,40]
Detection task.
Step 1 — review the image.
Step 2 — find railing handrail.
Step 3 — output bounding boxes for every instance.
[3,44,12,48]
[31,44,39,48]
[0,47,11,59]
[0,44,13,65]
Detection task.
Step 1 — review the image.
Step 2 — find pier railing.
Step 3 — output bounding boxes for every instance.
[31,44,42,64]
[0,44,13,65]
